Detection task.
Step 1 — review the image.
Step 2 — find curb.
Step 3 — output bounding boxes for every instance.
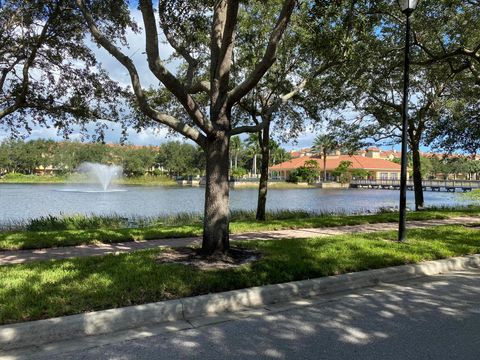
[1,254,479,351]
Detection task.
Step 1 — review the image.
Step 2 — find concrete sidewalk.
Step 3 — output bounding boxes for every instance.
[1,216,479,265]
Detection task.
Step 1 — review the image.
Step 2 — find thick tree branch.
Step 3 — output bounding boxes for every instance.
[75,0,206,147]
[17,5,58,108]
[158,5,199,83]
[368,92,402,112]
[0,5,58,120]
[185,80,211,95]
[0,56,25,93]
[268,62,337,115]
[228,0,296,107]
[0,104,17,119]
[232,61,335,135]
[231,121,267,135]
[412,35,480,67]
[139,0,212,133]
[210,0,239,118]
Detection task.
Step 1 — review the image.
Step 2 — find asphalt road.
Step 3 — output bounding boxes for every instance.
[9,268,480,360]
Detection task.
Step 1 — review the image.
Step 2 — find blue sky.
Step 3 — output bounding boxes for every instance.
[0,7,400,152]
[0,7,335,150]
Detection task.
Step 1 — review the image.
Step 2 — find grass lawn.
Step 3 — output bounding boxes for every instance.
[0,173,177,186]
[0,173,311,188]
[1,225,479,325]
[231,182,315,189]
[0,173,70,184]
[0,206,479,251]
[462,189,480,200]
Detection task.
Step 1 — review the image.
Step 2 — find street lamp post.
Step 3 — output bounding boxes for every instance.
[397,0,419,242]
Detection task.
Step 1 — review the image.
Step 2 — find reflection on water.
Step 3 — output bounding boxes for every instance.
[56,189,128,193]
[0,183,474,221]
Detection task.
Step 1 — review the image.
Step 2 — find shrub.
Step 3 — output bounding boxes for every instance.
[26,214,128,231]
[231,167,248,178]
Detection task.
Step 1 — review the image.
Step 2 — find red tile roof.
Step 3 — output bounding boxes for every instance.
[380,150,399,157]
[269,155,401,171]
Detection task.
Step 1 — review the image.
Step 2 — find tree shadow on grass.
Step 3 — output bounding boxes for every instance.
[0,225,203,251]
[0,225,479,327]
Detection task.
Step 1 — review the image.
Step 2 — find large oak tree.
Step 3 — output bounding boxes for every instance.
[75,0,297,255]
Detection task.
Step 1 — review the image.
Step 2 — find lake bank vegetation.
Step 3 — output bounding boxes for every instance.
[0,206,479,251]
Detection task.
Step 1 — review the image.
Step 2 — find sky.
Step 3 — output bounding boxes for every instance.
[0,7,400,152]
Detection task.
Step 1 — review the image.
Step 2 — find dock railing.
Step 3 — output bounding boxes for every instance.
[350,179,480,189]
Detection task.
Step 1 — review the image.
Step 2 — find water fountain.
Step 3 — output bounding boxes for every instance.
[76,162,124,192]
[58,162,125,193]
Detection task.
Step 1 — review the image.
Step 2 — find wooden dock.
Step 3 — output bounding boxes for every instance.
[350,179,479,192]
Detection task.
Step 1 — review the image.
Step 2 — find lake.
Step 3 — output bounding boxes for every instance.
[0,183,474,223]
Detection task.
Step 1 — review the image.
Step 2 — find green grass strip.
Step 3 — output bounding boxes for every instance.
[0,207,479,251]
[461,189,480,201]
[0,207,480,250]
[1,225,479,325]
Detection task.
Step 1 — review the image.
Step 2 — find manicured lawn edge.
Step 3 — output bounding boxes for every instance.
[1,225,479,325]
[0,174,177,186]
[2,252,478,351]
[1,207,479,251]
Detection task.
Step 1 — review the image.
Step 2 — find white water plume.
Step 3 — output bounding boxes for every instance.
[77,162,123,191]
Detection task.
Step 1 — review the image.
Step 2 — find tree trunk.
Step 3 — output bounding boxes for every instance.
[201,133,230,255]
[323,152,327,181]
[411,143,424,210]
[256,118,271,221]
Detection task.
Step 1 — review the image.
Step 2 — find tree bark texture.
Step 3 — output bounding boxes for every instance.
[256,118,271,221]
[411,142,425,210]
[323,151,327,181]
[201,132,231,255]
[77,0,297,256]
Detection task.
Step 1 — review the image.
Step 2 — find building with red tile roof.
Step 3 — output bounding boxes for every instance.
[289,148,313,158]
[269,155,403,181]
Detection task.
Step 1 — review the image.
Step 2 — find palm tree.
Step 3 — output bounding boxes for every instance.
[245,134,261,177]
[229,136,242,170]
[312,134,337,182]
[269,139,291,166]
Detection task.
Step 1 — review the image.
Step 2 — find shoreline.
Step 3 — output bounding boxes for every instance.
[0,177,315,189]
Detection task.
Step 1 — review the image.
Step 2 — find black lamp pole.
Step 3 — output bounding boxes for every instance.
[398,11,411,242]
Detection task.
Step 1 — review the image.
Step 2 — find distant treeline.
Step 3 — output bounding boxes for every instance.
[0,139,203,177]
[0,136,291,178]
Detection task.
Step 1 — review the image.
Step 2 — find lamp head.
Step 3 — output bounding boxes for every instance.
[397,0,419,14]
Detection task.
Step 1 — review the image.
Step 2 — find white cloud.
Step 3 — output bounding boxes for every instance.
[3,8,413,154]
[0,8,181,145]
[86,8,176,89]
[0,120,183,145]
